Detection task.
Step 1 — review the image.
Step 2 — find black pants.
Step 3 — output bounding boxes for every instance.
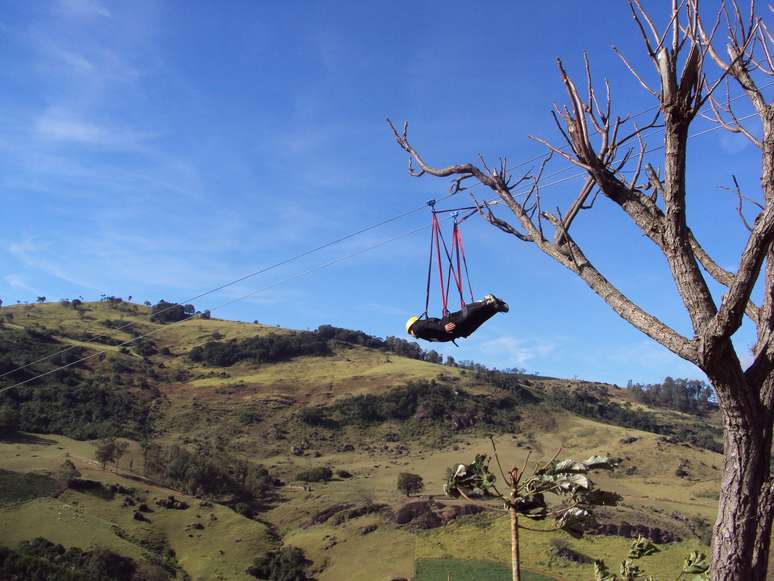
[444,300,499,339]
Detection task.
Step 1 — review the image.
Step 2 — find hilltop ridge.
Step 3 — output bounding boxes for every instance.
[0,300,726,580]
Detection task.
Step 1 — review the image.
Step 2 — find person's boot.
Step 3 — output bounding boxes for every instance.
[484,293,509,312]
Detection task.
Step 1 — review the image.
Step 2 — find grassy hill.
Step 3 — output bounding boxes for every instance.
[0,300,729,580]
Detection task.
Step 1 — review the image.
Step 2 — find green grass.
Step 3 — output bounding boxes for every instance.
[0,434,275,580]
[0,469,63,506]
[416,559,556,580]
[0,301,742,579]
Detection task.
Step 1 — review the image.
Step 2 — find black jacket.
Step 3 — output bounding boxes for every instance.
[410,301,500,342]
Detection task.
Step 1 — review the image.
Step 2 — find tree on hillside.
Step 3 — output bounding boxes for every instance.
[0,406,19,437]
[397,472,424,496]
[95,438,118,470]
[150,300,194,324]
[56,459,81,486]
[389,2,773,578]
[114,440,128,470]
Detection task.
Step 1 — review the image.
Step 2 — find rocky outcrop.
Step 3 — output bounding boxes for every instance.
[586,521,679,544]
[304,502,389,528]
[394,500,485,530]
[155,495,189,510]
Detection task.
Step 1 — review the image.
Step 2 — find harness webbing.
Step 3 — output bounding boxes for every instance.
[424,207,477,318]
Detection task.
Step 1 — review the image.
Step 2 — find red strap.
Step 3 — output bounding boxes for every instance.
[432,214,448,316]
[453,223,464,308]
[455,225,474,303]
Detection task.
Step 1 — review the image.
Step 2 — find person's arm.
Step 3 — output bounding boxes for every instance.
[444,322,456,333]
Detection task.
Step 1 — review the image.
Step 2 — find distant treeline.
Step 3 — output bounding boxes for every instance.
[143,443,277,502]
[189,332,331,366]
[0,537,170,581]
[628,377,715,414]
[299,379,537,435]
[188,324,462,368]
[0,327,152,440]
[316,324,441,361]
[550,385,722,452]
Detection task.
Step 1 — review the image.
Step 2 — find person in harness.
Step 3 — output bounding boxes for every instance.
[406,293,509,342]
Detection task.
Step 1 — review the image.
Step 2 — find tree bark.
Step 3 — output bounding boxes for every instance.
[709,362,773,581]
[509,505,520,581]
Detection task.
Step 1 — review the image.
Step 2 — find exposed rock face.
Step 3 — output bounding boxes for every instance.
[304,502,389,528]
[330,503,388,526]
[394,500,485,529]
[586,521,679,544]
[307,500,488,532]
[306,503,354,527]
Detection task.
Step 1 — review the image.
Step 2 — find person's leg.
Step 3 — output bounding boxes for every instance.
[450,301,499,338]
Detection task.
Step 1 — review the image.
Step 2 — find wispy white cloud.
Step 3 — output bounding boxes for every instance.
[607,340,702,379]
[3,273,40,295]
[8,238,94,288]
[719,132,753,155]
[56,0,111,18]
[34,39,140,82]
[46,45,95,73]
[476,335,558,366]
[34,107,155,148]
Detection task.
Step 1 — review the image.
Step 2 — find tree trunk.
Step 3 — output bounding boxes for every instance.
[710,372,773,581]
[509,505,520,581]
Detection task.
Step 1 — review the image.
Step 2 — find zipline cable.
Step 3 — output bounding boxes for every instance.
[0,86,768,382]
[0,102,753,396]
[0,220,440,396]
[0,193,460,380]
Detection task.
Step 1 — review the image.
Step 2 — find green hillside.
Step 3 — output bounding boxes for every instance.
[0,301,728,580]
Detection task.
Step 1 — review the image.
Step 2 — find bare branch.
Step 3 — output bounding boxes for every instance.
[721,175,764,232]
[613,45,659,97]
[557,178,595,244]
[475,198,533,243]
[703,202,774,350]
[386,118,496,188]
[628,0,661,59]
[706,89,764,147]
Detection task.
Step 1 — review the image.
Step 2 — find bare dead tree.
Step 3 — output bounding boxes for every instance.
[388,2,773,579]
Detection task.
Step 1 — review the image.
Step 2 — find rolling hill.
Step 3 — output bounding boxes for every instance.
[0,300,730,580]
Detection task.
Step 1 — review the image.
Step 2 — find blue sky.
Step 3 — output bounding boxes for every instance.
[0,0,767,385]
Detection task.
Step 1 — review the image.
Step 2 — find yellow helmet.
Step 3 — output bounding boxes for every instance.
[405,316,419,334]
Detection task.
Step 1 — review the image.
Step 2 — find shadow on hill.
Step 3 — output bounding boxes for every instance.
[0,432,57,445]
[0,469,64,506]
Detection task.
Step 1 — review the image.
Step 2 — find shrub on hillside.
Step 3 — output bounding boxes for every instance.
[149,301,194,324]
[549,386,722,452]
[56,460,81,486]
[397,472,424,496]
[296,467,333,482]
[0,537,166,581]
[0,327,152,440]
[0,406,19,436]
[189,332,331,367]
[143,444,276,501]
[247,547,311,581]
[309,380,527,435]
[2,381,151,440]
[315,323,431,361]
[629,377,715,414]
